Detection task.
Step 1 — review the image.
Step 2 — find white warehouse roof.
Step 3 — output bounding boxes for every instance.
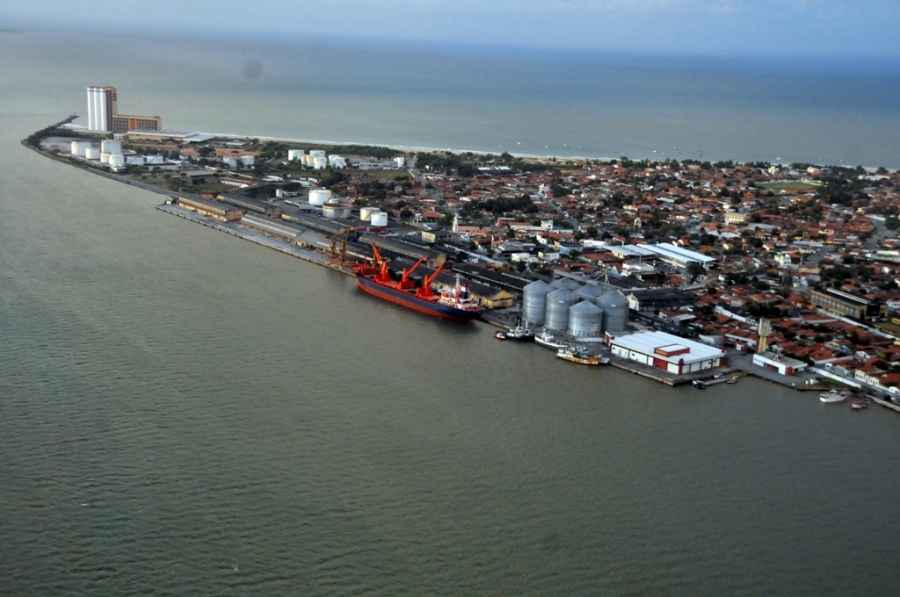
[640,243,716,265]
[611,331,724,365]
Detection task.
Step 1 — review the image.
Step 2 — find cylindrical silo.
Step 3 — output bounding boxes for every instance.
[84,147,100,160]
[575,283,604,304]
[600,289,629,332]
[568,300,603,338]
[70,141,80,155]
[109,154,125,168]
[370,211,388,227]
[276,188,284,199]
[100,152,110,164]
[101,139,122,154]
[522,280,552,325]
[360,207,376,221]
[544,287,575,331]
[308,188,331,206]
[551,277,581,291]
[288,149,303,161]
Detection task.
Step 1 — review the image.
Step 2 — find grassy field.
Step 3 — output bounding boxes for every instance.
[759,181,822,192]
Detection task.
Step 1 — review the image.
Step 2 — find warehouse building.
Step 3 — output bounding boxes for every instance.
[177,195,242,221]
[218,193,283,218]
[610,331,725,375]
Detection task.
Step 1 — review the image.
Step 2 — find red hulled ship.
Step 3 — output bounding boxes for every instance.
[350,243,484,322]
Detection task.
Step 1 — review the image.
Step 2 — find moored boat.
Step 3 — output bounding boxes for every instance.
[505,326,534,341]
[820,389,848,403]
[351,243,484,322]
[535,330,568,350]
[556,347,606,366]
[494,331,507,340]
[851,398,869,410]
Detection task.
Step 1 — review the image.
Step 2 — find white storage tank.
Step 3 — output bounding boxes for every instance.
[599,289,629,332]
[240,155,255,167]
[311,156,327,170]
[100,152,110,164]
[71,141,85,156]
[101,139,122,154]
[544,287,575,331]
[126,156,145,166]
[370,211,388,227]
[84,147,100,160]
[287,149,304,161]
[522,280,552,325]
[309,149,326,158]
[360,207,376,221]
[568,300,603,338]
[322,199,351,219]
[308,188,332,206]
[109,154,125,168]
[276,188,284,199]
[394,156,406,168]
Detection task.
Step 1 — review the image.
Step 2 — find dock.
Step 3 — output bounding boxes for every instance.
[869,394,900,414]
[155,203,353,275]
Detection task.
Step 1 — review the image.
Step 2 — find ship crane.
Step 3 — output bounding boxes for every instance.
[416,263,445,299]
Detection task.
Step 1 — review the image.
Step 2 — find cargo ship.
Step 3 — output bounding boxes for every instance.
[350,243,484,322]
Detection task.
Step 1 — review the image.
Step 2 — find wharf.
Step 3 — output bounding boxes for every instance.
[869,394,900,414]
[155,204,353,275]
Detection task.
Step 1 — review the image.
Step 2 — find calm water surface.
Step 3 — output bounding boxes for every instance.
[2,31,900,595]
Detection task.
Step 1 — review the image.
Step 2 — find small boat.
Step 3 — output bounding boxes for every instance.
[535,331,568,350]
[505,326,534,341]
[820,389,848,403]
[726,376,738,385]
[851,398,869,410]
[494,331,507,341]
[556,347,606,366]
[692,379,707,389]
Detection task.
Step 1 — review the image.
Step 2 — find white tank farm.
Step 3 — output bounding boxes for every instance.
[100,152,110,164]
[109,154,126,168]
[101,139,122,154]
[308,149,326,158]
[544,287,576,331]
[360,206,377,221]
[126,155,145,166]
[308,188,332,205]
[568,300,603,337]
[522,279,552,325]
[599,289,629,332]
[370,211,388,227]
[575,283,604,304]
[84,147,100,160]
[287,149,303,161]
[311,156,328,170]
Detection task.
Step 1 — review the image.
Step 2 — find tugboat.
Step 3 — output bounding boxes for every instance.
[556,347,607,366]
[493,331,507,341]
[851,397,869,410]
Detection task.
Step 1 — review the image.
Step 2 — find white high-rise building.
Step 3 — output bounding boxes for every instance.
[86,86,117,131]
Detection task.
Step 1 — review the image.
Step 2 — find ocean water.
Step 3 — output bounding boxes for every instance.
[2,29,899,167]
[2,28,900,596]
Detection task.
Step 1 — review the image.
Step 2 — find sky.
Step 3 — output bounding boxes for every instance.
[4,0,899,57]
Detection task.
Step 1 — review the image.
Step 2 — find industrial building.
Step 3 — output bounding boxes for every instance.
[176,195,242,221]
[808,288,884,320]
[86,86,116,131]
[85,86,161,133]
[752,352,808,376]
[218,193,283,218]
[610,331,725,375]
